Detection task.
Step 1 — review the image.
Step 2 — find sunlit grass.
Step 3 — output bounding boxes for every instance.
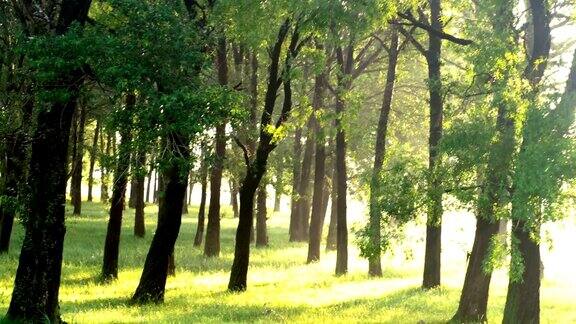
[1,201,575,323]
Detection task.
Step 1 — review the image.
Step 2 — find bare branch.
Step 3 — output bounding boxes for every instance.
[397,11,473,46]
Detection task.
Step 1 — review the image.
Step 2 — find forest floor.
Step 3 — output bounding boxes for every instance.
[1,201,575,323]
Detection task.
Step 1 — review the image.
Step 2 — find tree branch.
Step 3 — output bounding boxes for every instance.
[396,11,473,46]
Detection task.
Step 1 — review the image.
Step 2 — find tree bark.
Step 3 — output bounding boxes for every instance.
[87,120,100,202]
[70,105,86,215]
[334,44,353,276]
[422,0,444,289]
[100,131,112,203]
[326,154,337,251]
[101,94,134,281]
[194,149,208,247]
[230,179,239,218]
[131,132,190,304]
[307,69,327,263]
[255,183,268,246]
[295,118,315,242]
[128,177,137,208]
[6,3,92,320]
[204,36,228,257]
[146,161,154,203]
[289,128,303,241]
[367,25,399,277]
[134,148,146,238]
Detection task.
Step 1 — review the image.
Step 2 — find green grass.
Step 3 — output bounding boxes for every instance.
[1,201,575,323]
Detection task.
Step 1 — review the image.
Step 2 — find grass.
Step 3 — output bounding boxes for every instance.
[1,200,575,323]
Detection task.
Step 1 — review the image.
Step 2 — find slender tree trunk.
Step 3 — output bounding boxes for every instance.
[153,171,159,203]
[128,177,137,208]
[256,183,268,247]
[204,37,228,257]
[307,70,327,263]
[295,118,315,242]
[188,174,194,205]
[228,165,263,291]
[289,128,303,241]
[194,152,208,247]
[230,179,239,218]
[87,120,100,202]
[100,131,112,203]
[101,94,134,281]
[229,20,297,290]
[146,162,154,203]
[131,132,190,304]
[0,95,30,254]
[182,189,189,214]
[274,189,281,212]
[422,0,444,289]
[367,26,399,277]
[334,44,353,276]
[326,155,337,251]
[6,4,91,317]
[134,148,146,238]
[71,105,86,215]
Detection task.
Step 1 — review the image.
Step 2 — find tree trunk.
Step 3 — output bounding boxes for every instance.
[71,105,86,215]
[134,148,146,238]
[230,179,239,218]
[182,189,189,214]
[422,0,444,289]
[367,25,399,277]
[6,4,91,318]
[295,119,315,242]
[0,98,30,253]
[334,44,353,276]
[131,132,190,304]
[256,183,268,247]
[326,157,337,251]
[146,164,154,203]
[167,252,176,277]
[101,94,134,281]
[194,155,208,247]
[128,177,137,208]
[274,189,281,212]
[307,70,327,263]
[204,37,228,257]
[6,99,79,322]
[502,221,541,324]
[100,131,112,203]
[289,128,303,241]
[188,174,194,205]
[503,2,551,322]
[87,120,100,202]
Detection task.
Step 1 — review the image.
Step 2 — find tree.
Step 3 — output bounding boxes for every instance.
[204,36,228,258]
[194,142,209,247]
[503,0,553,321]
[70,104,86,215]
[307,65,328,263]
[101,94,134,281]
[228,15,307,291]
[5,1,93,321]
[87,120,101,202]
[397,0,472,288]
[364,25,400,276]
